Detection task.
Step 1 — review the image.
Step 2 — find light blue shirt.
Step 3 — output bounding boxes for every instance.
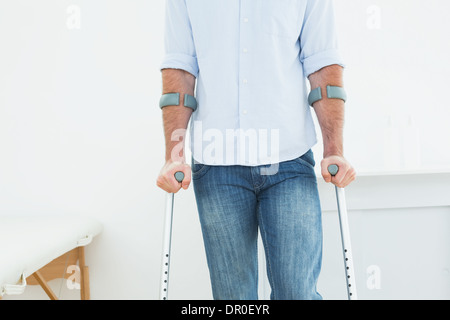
[161,0,344,166]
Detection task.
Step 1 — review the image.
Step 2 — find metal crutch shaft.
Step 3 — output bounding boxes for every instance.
[159,171,185,300]
[328,165,358,300]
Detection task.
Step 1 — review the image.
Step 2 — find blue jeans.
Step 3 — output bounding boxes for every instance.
[192,150,323,300]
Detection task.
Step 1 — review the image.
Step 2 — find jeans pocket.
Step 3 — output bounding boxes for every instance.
[262,0,301,39]
[294,150,316,170]
[192,160,211,180]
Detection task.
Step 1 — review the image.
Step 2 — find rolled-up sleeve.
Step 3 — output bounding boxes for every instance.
[160,0,199,78]
[299,0,345,78]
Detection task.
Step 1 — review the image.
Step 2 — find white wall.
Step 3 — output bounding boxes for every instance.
[0,0,449,300]
[0,0,175,299]
[326,0,450,173]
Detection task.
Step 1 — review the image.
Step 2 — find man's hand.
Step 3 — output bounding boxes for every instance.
[321,155,356,188]
[157,160,192,193]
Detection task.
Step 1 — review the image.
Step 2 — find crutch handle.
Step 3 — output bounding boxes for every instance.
[174,171,184,183]
[328,164,339,176]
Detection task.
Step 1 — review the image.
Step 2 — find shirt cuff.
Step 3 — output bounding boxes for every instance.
[160,53,199,78]
[301,49,345,78]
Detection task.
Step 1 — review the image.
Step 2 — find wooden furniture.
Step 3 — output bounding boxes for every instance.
[26,246,90,300]
[0,215,102,300]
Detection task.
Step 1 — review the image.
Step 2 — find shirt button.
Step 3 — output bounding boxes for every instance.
[243,79,248,84]
[243,110,248,115]
[243,48,248,53]
[243,18,249,23]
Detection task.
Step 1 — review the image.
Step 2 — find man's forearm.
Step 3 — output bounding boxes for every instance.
[308,65,345,158]
[161,69,196,162]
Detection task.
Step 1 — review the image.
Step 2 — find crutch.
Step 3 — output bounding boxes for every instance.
[159,171,185,300]
[328,165,358,300]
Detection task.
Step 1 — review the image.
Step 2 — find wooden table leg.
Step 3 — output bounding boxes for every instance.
[78,246,90,300]
[32,271,58,300]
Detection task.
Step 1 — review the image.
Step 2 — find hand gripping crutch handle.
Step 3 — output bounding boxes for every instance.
[328,165,358,300]
[160,171,184,300]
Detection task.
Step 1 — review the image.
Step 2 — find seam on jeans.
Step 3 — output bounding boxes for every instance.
[255,176,267,192]
[257,201,276,300]
[251,168,268,192]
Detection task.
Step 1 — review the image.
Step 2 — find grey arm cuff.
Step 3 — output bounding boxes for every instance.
[159,93,198,112]
[308,86,347,106]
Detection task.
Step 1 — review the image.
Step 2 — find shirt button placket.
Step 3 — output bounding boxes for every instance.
[239,4,250,120]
